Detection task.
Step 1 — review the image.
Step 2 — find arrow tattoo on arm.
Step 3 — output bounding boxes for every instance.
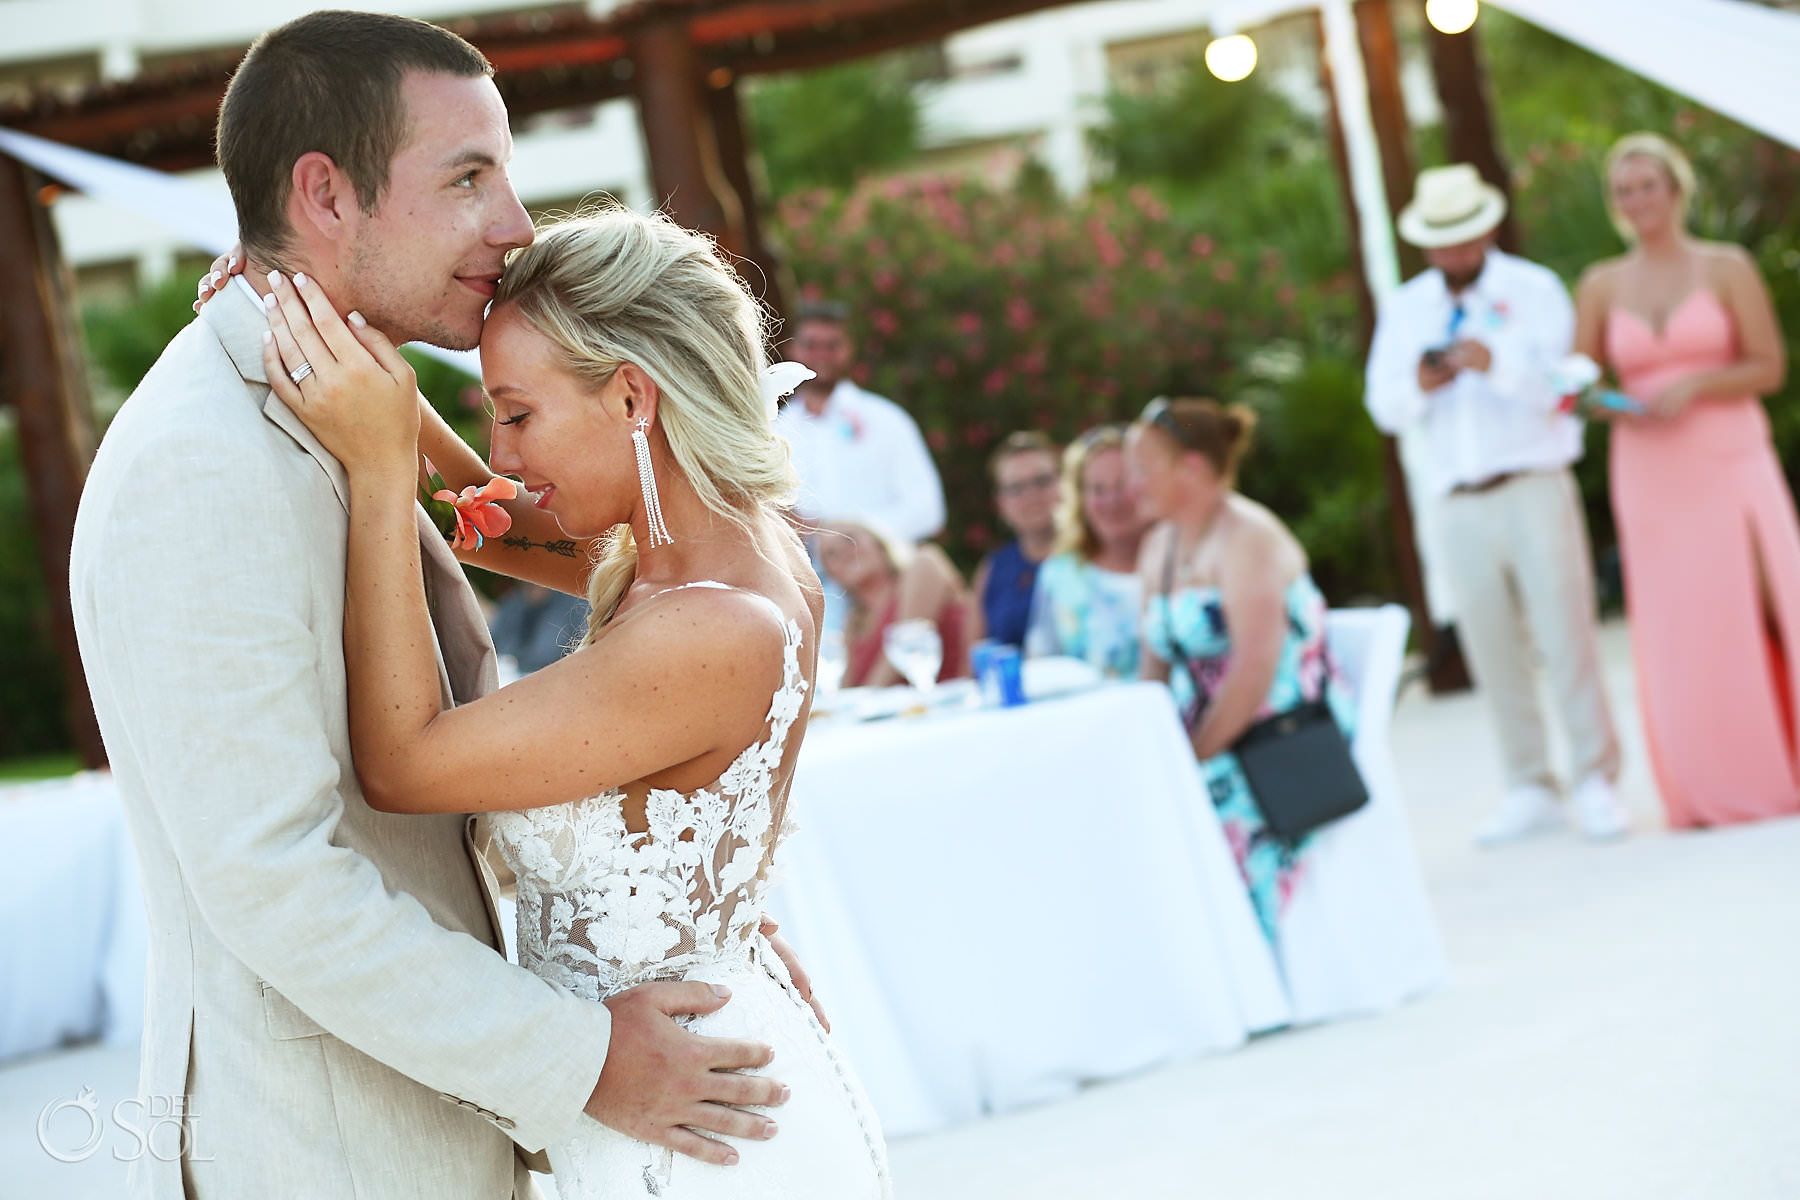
[500,534,580,559]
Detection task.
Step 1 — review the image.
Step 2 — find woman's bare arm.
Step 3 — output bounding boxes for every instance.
[1137,522,1174,684]
[1572,261,1613,369]
[1187,522,1290,761]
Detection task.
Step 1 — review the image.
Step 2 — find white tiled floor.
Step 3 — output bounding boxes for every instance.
[9,622,1800,1198]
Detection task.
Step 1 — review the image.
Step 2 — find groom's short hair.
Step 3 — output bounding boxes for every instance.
[217,10,493,261]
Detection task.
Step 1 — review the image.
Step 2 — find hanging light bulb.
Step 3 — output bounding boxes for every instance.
[1425,0,1480,35]
[1204,34,1258,83]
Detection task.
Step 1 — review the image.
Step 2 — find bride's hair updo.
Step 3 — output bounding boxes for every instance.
[493,206,796,642]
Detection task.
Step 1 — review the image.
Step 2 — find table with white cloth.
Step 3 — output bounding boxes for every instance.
[763,681,1292,1139]
[0,772,146,1062]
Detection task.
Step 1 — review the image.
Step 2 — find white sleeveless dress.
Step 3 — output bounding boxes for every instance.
[488,586,891,1199]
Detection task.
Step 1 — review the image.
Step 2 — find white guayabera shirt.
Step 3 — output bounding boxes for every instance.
[773,380,947,542]
[1365,249,1586,498]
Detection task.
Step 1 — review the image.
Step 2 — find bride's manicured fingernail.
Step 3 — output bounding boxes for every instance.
[711,984,731,998]
[263,292,277,309]
[227,255,237,272]
[294,273,308,289]
[210,271,223,286]
[268,269,281,288]
[348,310,366,329]
[262,330,272,344]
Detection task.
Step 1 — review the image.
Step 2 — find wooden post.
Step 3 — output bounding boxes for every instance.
[703,70,793,333]
[1313,9,1376,347]
[1424,6,1520,253]
[0,154,107,767]
[631,17,750,258]
[1354,0,1471,693]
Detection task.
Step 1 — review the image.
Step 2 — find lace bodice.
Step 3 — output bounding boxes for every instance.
[488,589,808,1002]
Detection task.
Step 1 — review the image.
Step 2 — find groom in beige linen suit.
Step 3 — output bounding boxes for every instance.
[69,12,785,1198]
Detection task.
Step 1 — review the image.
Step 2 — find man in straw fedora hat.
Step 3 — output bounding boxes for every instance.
[1366,164,1627,846]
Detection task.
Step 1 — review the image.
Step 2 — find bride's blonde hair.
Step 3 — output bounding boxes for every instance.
[493,206,796,643]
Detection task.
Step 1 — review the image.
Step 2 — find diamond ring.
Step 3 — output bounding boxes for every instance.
[289,362,314,385]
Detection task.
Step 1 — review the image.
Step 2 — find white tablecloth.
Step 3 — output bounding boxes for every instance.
[765,682,1292,1139]
[0,772,146,1062]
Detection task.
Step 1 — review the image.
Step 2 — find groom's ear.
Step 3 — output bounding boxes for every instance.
[288,151,358,243]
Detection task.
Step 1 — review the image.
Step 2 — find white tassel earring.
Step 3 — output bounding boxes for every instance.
[633,417,676,549]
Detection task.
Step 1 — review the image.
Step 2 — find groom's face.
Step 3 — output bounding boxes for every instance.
[340,71,533,350]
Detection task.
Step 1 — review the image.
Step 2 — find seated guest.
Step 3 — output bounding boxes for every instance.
[1128,397,1351,946]
[819,520,971,688]
[1025,425,1150,679]
[777,300,946,541]
[969,432,1063,653]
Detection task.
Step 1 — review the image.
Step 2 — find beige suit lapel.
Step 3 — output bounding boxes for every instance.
[204,278,511,949]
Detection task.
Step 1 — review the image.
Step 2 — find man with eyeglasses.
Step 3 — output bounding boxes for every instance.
[970,431,1064,653]
[1366,164,1625,846]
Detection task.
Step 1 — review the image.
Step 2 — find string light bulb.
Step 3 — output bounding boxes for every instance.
[1204,34,1258,83]
[1425,0,1480,35]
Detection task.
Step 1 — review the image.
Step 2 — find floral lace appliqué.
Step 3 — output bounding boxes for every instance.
[490,613,808,1001]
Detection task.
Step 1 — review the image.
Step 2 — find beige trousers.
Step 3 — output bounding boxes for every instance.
[1438,468,1621,791]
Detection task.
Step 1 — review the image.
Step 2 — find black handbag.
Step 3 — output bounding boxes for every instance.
[1160,546,1369,846]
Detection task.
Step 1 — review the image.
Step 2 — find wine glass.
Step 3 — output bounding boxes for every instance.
[815,629,847,699]
[882,618,943,702]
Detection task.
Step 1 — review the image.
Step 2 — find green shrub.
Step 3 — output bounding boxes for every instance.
[0,431,71,759]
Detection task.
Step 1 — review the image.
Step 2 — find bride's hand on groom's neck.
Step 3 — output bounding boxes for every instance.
[261,269,419,483]
[192,242,246,313]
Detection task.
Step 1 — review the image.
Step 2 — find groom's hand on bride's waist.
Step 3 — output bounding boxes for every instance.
[587,981,787,1165]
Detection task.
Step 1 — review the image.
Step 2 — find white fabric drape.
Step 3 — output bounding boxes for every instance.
[1488,0,1800,152]
[0,125,481,377]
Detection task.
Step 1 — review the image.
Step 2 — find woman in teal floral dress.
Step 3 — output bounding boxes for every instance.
[1024,425,1152,679]
[1128,397,1353,945]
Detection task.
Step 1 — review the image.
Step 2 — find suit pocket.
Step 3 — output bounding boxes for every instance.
[259,980,328,1041]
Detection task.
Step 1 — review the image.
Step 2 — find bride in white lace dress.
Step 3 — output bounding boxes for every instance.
[259,206,890,1198]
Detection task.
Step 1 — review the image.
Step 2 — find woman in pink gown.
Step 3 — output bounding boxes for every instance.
[1575,133,1800,827]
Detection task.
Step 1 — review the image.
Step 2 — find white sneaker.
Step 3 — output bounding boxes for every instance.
[1476,785,1565,847]
[1572,774,1629,841]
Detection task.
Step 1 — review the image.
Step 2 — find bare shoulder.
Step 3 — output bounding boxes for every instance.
[1224,496,1307,573]
[606,584,797,680]
[1696,238,1755,267]
[1696,239,1760,287]
[1575,255,1626,301]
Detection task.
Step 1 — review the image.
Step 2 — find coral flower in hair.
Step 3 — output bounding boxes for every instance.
[431,477,518,551]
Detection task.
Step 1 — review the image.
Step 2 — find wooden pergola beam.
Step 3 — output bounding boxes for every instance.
[632,14,749,254]
[0,153,106,767]
[0,0,1091,171]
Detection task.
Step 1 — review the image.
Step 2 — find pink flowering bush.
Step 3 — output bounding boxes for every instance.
[771,176,1363,569]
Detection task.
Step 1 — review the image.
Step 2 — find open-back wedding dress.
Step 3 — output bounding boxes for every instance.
[488,585,890,1198]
